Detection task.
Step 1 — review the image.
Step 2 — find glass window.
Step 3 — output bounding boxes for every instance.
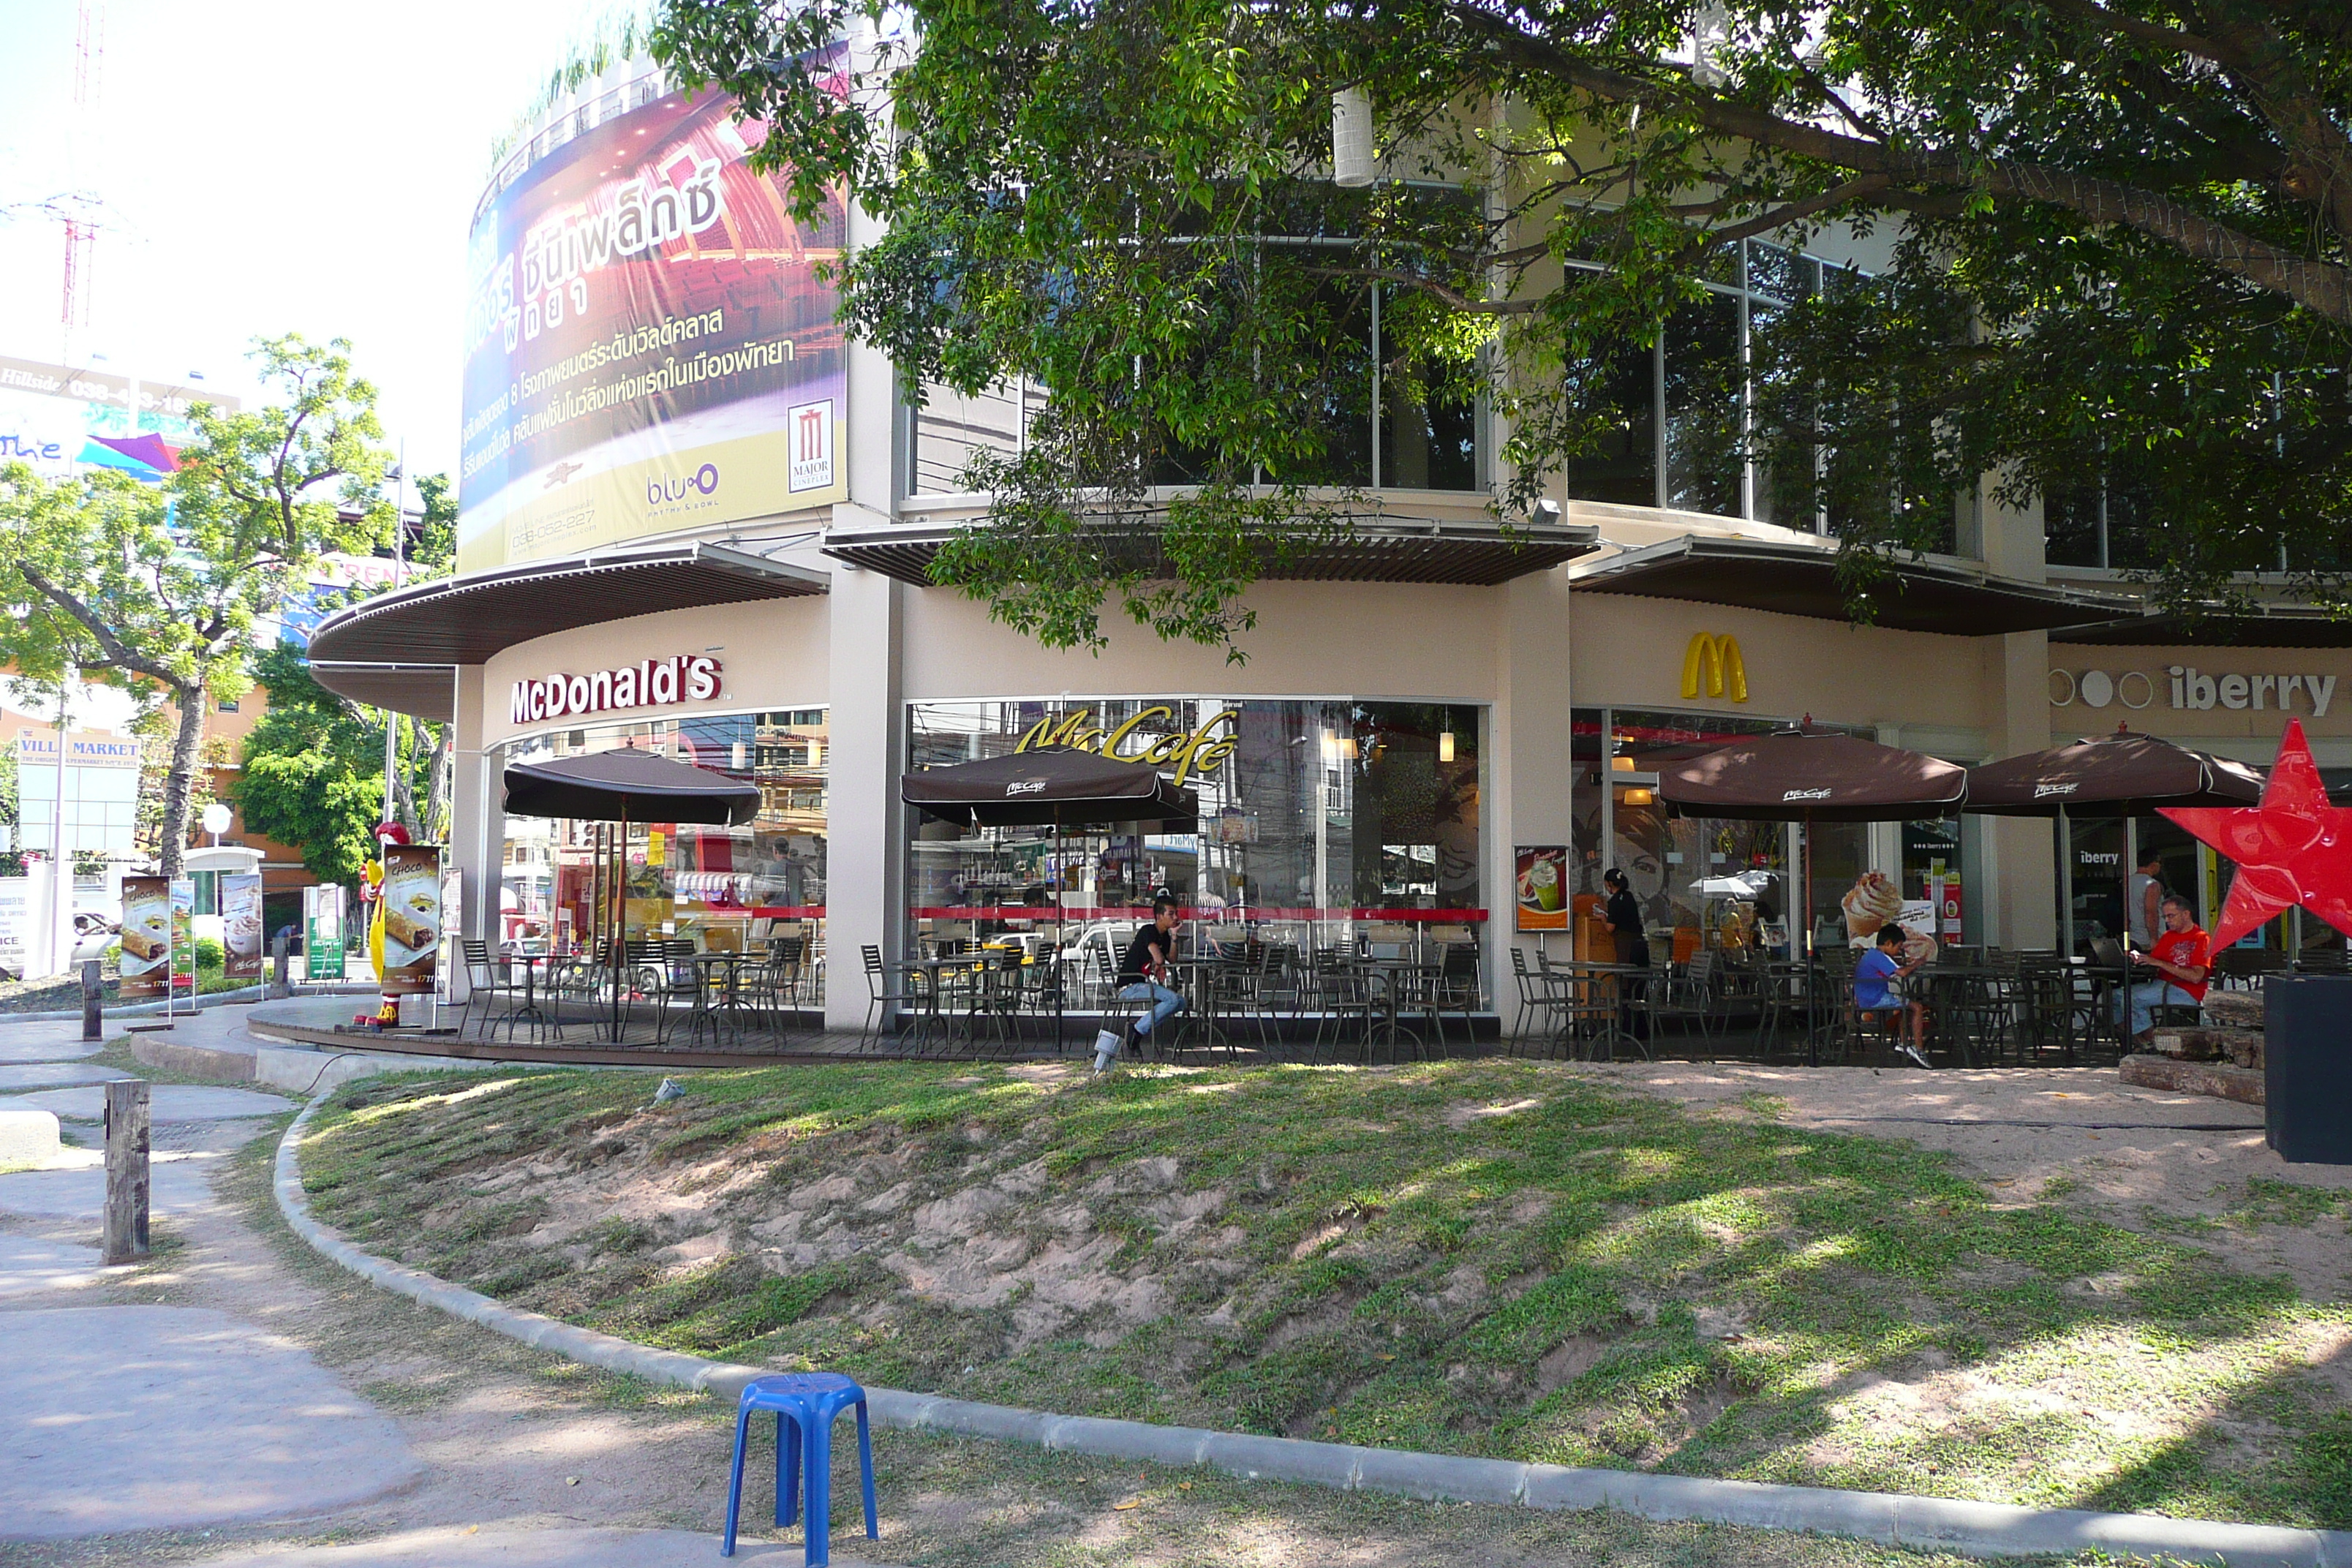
[905,698,1485,1000]
[1562,339,1658,505]
[497,711,828,995]
[1665,293,1743,516]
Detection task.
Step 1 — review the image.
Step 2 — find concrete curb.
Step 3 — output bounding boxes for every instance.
[10,983,381,1023]
[271,1097,2352,1567]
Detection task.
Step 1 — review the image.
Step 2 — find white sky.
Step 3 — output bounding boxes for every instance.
[0,0,629,483]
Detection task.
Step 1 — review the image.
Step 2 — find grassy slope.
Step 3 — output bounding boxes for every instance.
[298,1060,2352,1529]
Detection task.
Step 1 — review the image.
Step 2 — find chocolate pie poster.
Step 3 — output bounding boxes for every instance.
[380,845,443,995]
[118,875,169,998]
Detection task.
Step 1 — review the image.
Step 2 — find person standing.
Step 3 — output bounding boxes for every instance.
[2126,850,2165,949]
[1602,869,1650,968]
[1602,868,1651,1039]
[2119,894,2210,1042]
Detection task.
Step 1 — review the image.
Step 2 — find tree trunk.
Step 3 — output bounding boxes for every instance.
[156,685,206,881]
[421,724,453,843]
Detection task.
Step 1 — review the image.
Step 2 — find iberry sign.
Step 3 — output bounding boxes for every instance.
[2051,665,2338,717]
[509,655,722,725]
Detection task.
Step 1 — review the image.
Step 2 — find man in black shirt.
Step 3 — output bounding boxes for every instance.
[1114,892,1187,1055]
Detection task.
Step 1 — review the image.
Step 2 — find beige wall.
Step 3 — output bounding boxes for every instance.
[900,579,1504,704]
[2047,642,2352,767]
[482,595,832,750]
[1567,594,1990,741]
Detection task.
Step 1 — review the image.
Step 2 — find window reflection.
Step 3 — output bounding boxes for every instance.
[498,709,828,995]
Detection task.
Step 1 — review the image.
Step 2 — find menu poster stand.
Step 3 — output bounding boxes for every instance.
[1515,845,1569,960]
[166,878,195,1023]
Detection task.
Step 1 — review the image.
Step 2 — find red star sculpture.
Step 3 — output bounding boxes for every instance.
[2160,720,2352,949]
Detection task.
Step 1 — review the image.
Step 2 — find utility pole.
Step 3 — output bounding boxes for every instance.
[381,440,406,832]
[48,672,72,978]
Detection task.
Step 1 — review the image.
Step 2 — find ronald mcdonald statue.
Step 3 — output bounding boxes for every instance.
[358,821,410,1026]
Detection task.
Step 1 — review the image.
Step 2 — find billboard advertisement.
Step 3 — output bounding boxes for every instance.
[119,875,169,998]
[222,872,264,980]
[458,69,849,573]
[378,844,443,995]
[0,355,236,483]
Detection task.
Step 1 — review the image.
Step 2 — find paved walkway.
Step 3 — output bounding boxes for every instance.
[0,1011,889,1563]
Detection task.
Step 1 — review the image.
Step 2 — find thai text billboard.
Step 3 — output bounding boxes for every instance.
[457,70,849,573]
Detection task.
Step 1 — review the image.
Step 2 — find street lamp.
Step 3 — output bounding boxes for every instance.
[203,802,232,846]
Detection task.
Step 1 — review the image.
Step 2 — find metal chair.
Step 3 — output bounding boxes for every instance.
[456,939,515,1039]
[858,944,922,1049]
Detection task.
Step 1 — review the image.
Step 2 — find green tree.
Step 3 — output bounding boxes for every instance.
[656,0,2352,642]
[0,333,391,877]
[234,472,457,884]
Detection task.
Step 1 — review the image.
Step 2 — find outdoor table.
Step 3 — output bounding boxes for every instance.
[1164,956,1236,1058]
[690,952,761,1044]
[494,951,564,1041]
[900,954,989,1047]
[1554,961,1650,1060]
[1353,957,1441,1054]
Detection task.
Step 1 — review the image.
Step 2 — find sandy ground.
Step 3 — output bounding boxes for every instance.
[1583,1061,2352,1295]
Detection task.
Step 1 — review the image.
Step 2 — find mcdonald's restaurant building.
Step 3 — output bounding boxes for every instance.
[309,95,2352,1032]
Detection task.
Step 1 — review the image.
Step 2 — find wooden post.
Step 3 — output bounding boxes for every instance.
[271,931,290,999]
[80,959,102,1041]
[103,1079,150,1265]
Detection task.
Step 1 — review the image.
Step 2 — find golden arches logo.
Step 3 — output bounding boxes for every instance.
[1681,633,1749,703]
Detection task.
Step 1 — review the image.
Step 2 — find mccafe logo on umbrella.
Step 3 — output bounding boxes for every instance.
[509,655,721,724]
[1014,705,1240,785]
[1782,787,1833,802]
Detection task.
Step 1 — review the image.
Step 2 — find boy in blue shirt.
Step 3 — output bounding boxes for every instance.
[1855,924,1932,1068]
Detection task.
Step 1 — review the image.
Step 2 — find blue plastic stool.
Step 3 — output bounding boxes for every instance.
[721,1372,878,1563]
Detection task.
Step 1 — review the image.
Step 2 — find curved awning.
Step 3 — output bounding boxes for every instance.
[2056,606,2352,648]
[304,542,828,715]
[306,542,828,667]
[1571,535,2136,636]
[825,516,1597,587]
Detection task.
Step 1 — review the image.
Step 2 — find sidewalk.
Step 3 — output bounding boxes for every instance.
[0,1009,891,1561]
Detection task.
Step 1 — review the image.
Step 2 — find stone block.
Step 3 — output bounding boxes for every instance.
[2119,1052,2266,1106]
[0,1109,61,1164]
[2202,990,2266,1029]
[1199,1431,1362,1488]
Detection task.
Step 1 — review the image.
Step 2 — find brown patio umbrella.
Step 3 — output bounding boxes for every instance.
[1966,725,2264,955]
[1660,725,1967,1064]
[902,747,1199,1047]
[504,748,764,1042]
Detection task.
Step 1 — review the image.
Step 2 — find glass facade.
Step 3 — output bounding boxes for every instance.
[497,709,828,991]
[905,698,1487,1001]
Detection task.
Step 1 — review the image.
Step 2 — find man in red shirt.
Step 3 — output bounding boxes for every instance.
[2120,894,2211,1043]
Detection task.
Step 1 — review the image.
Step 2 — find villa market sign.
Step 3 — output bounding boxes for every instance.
[510,655,721,725]
[1014,705,1239,785]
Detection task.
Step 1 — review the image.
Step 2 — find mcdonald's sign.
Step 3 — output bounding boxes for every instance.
[1681,633,1749,703]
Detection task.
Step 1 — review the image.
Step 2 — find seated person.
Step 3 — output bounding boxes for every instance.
[1855,923,1932,1068]
[1114,893,1188,1055]
[2119,894,2209,1043]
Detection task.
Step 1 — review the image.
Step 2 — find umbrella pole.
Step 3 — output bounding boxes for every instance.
[2124,815,2138,951]
[611,807,628,1044]
[1801,816,1826,1065]
[1055,808,1064,1055]
[2059,804,2076,960]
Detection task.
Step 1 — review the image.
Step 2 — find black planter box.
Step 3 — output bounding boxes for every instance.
[2265,976,2352,1164]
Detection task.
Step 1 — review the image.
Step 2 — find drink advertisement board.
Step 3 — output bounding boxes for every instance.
[170,881,195,991]
[221,872,264,980]
[305,885,347,981]
[457,65,849,573]
[1515,846,1567,932]
[119,875,170,998]
[379,845,443,995]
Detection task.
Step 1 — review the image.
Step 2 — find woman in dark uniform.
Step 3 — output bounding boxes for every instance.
[1602,868,1651,1041]
[1602,868,1651,967]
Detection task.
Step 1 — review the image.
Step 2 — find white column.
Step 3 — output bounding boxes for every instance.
[1493,561,1576,1011]
[823,562,904,1031]
[449,667,502,973]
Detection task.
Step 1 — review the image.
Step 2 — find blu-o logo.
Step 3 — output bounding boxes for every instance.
[648,462,720,504]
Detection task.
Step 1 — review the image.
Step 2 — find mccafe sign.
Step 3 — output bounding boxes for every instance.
[1015,705,1238,785]
[510,655,721,725]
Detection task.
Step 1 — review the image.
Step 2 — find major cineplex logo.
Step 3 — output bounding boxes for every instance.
[510,655,722,724]
[2051,666,2338,717]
